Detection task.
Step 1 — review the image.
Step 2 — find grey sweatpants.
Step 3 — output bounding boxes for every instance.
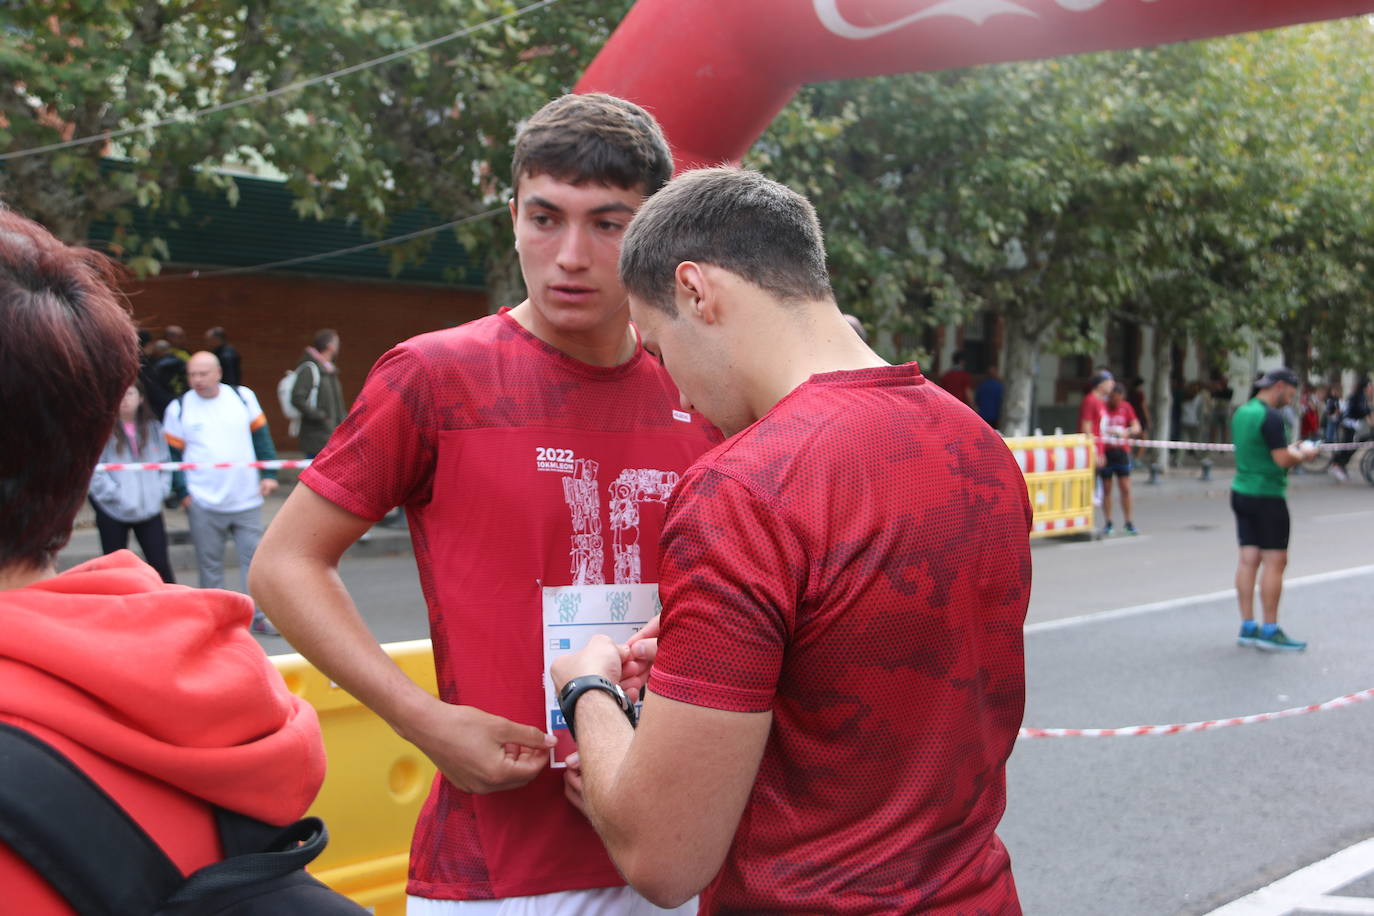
[187,501,263,595]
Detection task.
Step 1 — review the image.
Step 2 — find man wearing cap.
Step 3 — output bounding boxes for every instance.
[1080,370,1114,478]
[1230,367,1316,651]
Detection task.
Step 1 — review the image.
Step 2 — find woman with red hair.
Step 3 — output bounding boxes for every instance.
[0,207,335,913]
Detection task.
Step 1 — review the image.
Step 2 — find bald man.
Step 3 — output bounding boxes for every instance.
[163,352,281,635]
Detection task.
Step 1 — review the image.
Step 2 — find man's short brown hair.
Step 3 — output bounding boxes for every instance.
[620,168,833,316]
[511,93,673,200]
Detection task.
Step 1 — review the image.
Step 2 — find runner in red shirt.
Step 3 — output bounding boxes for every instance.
[252,95,717,914]
[552,169,1030,914]
[1079,370,1114,467]
[1099,382,1143,536]
[938,351,975,407]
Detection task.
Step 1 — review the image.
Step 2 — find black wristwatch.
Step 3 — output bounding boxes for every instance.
[557,675,637,741]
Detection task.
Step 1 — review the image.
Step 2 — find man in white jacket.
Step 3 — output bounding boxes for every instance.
[163,352,280,634]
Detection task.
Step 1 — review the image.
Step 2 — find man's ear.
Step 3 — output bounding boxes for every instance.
[674,262,719,324]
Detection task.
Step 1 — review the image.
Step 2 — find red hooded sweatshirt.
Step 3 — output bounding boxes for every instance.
[0,551,326,914]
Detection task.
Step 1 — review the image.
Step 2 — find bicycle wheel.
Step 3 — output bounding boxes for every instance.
[1303,448,1332,473]
[1360,445,1374,485]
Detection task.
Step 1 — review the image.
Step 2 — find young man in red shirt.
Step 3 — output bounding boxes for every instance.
[251,94,717,914]
[1099,382,1143,535]
[1079,369,1114,468]
[551,168,1031,914]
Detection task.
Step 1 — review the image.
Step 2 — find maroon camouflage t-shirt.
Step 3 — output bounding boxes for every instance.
[302,309,720,900]
[649,363,1030,915]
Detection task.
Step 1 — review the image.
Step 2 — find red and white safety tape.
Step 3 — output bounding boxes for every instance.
[94,459,314,472]
[1018,686,1374,739]
[91,436,1363,472]
[1099,435,1365,452]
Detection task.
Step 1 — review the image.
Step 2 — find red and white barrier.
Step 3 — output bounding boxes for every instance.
[1008,438,1094,536]
[1019,687,1374,739]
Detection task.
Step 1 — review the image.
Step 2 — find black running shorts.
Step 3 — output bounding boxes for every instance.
[1230,490,1290,551]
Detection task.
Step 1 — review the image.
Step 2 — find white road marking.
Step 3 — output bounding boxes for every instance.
[1060,535,1155,550]
[1202,837,1374,915]
[1025,564,1374,634]
[1314,510,1374,523]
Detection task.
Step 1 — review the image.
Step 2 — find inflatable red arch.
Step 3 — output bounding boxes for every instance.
[577,0,1374,171]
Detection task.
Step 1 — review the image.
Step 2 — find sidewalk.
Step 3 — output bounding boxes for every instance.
[57,471,412,573]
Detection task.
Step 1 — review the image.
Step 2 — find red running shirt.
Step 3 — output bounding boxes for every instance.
[1080,395,1108,457]
[648,364,1030,915]
[301,309,720,900]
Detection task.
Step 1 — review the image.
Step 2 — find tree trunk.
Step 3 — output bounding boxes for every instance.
[999,305,1042,437]
[1150,326,1173,471]
[485,246,526,314]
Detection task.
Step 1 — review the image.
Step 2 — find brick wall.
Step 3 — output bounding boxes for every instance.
[126,271,489,452]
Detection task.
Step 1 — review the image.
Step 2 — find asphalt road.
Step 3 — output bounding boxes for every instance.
[1005,568,1374,915]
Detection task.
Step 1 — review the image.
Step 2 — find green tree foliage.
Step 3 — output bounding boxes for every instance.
[0,0,631,293]
[750,17,1374,434]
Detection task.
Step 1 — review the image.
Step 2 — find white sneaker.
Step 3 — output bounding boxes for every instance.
[1329,465,1349,482]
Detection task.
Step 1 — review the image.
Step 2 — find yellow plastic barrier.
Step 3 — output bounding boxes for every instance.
[1002,433,1096,539]
[272,639,438,916]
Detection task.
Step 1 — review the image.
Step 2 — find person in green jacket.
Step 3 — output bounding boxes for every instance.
[290,329,347,459]
[1230,367,1317,651]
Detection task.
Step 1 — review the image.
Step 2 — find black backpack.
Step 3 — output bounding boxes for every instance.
[0,723,367,916]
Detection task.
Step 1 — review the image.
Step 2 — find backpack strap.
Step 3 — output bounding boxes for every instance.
[293,361,322,412]
[0,722,183,915]
[163,811,329,909]
[177,385,250,409]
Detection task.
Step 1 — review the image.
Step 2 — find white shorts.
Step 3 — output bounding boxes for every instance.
[407,886,696,916]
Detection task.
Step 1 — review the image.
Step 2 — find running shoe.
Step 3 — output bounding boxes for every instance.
[1329,465,1349,483]
[1254,627,1307,652]
[1237,621,1259,647]
[1101,522,1114,537]
[250,613,282,637]
[1124,522,1139,535]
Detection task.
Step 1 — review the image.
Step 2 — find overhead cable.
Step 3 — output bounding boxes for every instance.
[0,0,564,161]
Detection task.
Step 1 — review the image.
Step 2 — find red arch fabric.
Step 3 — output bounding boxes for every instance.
[577,0,1374,171]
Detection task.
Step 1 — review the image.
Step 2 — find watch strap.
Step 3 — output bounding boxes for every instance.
[558,675,636,741]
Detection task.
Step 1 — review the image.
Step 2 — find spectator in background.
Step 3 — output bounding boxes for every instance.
[1328,373,1372,483]
[150,338,187,398]
[1127,375,1151,460]
[1209,373,1234,443]
[1099,383,1142,536]
[205,326,242,387]
[163,351,281,635]
[1323,383,1343,442]
[138,329,176,419]
[1296,385,1322,461]
[163,325,191,363]
[88,381,176,583]
[939,350,976,407]
[1179,380,1212,463]
[975,364,1004,429]
[291,329,346,459]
